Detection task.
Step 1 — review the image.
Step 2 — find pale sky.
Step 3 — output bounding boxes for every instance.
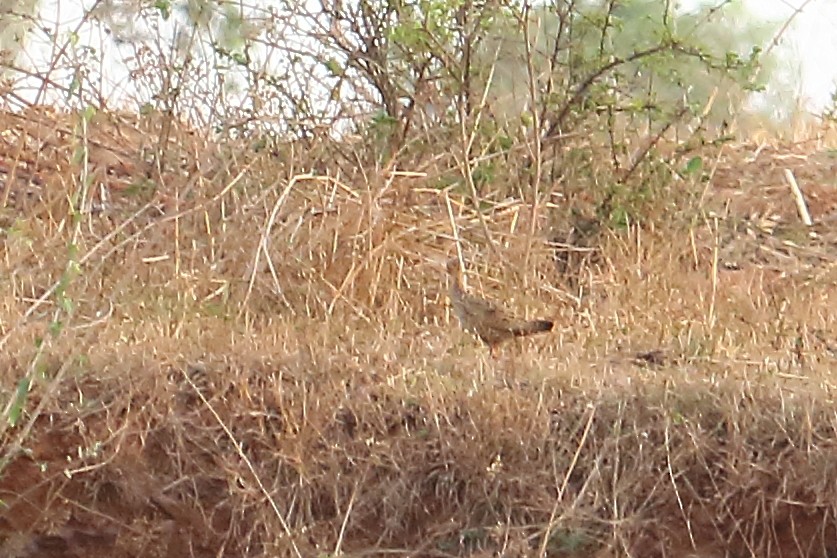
[16,0,837,118]
[741,0,837,112]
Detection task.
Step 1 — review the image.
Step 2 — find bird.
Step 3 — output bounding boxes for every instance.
[446,257,553,356]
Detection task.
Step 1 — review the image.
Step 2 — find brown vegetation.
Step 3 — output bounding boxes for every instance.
[0,104,836,558]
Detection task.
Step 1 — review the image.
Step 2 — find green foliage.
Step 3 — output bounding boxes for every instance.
[483,0,779,130]
[154,0,172,20]
[6,377,31,427]
[360,110,401,161]
[83,0,783,221]
[684,156,703,176]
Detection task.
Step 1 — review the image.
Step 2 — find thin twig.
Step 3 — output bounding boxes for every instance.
[783,168,813,226]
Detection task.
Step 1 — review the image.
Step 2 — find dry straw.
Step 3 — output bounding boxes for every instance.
[0,107,837,557]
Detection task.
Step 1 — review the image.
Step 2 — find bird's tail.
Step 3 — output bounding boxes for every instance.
[513,319,554,337]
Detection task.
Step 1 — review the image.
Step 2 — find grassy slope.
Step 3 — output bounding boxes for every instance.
[0,109,836,557]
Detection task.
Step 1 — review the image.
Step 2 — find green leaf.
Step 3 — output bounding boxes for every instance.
[231,51,247,65]
[610,206,630,229]
[7,377,31,427]
[324,58,343,77]
[154,0,172,19]
[66,76,80,98]
[684,156,703,175]
[82,105,96,122]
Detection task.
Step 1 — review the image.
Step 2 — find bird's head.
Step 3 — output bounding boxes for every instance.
[445,256,462,275]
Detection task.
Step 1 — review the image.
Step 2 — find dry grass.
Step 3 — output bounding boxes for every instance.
[0,106,836,557]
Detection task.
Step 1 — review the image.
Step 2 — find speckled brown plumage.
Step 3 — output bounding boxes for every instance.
[446,257,553,356]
